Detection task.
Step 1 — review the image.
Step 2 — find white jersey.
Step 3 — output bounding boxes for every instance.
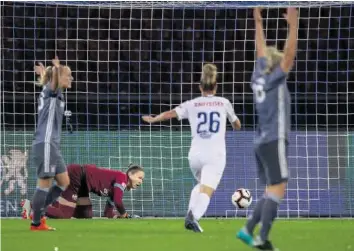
[174,95,238,155]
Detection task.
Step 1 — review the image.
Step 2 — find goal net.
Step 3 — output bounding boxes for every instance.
[1,1,353,218]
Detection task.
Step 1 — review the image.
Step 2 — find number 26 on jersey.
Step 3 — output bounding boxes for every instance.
[197,111,220,134]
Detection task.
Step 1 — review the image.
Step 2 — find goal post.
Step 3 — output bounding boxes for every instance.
[1,1,353,218]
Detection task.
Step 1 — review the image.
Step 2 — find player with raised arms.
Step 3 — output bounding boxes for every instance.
[236,7,298,250]
[29,57,73,231]
[142,64,241,232]
[22,163,144,219]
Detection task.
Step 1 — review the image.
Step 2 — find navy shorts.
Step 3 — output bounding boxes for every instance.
[254,139,289,186]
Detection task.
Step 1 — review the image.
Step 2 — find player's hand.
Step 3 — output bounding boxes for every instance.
[253,7,263,22]
[142,115,156,124]
[52,56,61,68]
[283,7,298,26]
[34,62,45,77]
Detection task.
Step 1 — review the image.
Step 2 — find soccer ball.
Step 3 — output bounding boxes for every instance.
[231,188,252,208]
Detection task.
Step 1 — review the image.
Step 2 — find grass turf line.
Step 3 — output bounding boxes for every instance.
[2,219,353,251]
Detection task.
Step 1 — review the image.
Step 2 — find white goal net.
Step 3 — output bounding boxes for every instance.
[1,1,353,218]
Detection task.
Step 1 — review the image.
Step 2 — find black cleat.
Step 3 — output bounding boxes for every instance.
[254,240,276,250]
[184,211,203,233]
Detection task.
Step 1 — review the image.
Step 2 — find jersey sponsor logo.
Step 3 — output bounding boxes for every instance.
[100,188,109,197]
[0,149,28,196]
[72,194,78,201]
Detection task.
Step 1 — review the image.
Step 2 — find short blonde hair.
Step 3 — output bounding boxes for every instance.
[200,63,217,90]
[36,66,53,87]
[265,46,284,73]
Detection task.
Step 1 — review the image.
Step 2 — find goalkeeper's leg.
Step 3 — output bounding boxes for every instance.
[73,197,93,219]
[45,185,79,219]
[72,177,93,219]
[46,202,75,219]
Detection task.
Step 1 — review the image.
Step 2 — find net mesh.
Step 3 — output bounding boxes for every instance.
[1,1,353,217]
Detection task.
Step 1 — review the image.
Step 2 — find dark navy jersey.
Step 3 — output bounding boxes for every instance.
[251,57,291,145]
[32,85,65,148]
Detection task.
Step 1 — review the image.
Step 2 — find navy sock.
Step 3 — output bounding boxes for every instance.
[245,197,266,235]
[31,187,49,225]
[259,193,281,242]
[44,185,66,207]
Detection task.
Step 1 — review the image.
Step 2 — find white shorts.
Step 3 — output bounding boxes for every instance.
[188,151,226,190]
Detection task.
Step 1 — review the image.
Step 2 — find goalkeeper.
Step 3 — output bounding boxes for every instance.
[22,163,144,219]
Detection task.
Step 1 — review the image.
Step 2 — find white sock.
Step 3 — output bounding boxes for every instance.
[188,184,200,211]
[192,192,210,221]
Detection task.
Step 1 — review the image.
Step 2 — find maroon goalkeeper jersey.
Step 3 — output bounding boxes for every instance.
[84,164,128,214]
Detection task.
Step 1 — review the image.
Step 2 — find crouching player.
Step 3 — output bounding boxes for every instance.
[22,163,144,219]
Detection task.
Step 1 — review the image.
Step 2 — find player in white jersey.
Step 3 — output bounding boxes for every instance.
[142,64,241,232]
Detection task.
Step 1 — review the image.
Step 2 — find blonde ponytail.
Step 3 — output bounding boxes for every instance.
[200,63,217,90]
[36,66,53,87]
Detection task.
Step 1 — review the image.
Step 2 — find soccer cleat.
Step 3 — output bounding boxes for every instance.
[253,236,277,251]
[30,218,56,231]
[21,199,31,219]
[236,228,253,246]
[184,211,203,233]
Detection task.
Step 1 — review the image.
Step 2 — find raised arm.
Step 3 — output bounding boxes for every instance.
[253,7,266,58]
[49,56,62,91]
[280,7,299,73]
[34,56,64,91]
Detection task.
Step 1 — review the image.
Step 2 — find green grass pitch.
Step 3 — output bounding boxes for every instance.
[2,219,354,251]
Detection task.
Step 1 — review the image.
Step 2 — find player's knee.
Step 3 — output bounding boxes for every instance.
[55,172,70,188]
[266,182,287,199]
[37,178,53,189]
[199,184,215,198]
[46,204,75,219]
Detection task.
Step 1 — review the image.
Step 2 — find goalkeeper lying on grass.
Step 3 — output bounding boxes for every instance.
[22,163,144,219]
